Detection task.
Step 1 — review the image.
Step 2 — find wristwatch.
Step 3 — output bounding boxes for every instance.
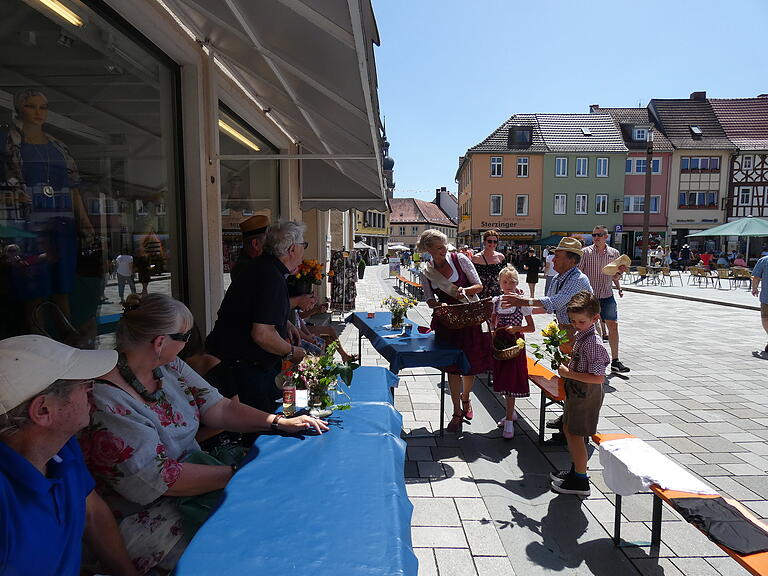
[283,345,295,361]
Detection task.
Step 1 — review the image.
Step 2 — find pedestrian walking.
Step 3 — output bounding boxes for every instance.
[522,247,542,298]
[751,255,768,359]
[113,251,136,304]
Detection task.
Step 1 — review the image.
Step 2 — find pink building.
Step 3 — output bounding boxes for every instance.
[592,106,674,257]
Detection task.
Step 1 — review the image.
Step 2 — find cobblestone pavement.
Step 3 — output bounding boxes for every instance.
[335,264,768,576]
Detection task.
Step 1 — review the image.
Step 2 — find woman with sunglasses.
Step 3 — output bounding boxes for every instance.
[80,293,327,574]
[472,229,506,299]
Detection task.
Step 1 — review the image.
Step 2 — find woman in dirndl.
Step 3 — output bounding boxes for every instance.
[417,229,492,433]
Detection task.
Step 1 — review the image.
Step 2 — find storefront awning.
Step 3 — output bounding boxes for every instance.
[162,0,387,211]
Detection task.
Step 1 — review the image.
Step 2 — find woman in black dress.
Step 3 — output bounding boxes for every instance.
[522,247,541,298]
[472,229,505,299]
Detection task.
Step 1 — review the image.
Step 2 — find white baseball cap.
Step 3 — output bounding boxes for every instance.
[0,335,117,415]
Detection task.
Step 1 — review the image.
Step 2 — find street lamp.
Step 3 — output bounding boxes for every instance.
[640,126,654,267]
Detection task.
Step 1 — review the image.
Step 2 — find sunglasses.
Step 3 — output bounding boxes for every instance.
[486,239,499,244]
[591,233,606,238]
[168,329,193,343]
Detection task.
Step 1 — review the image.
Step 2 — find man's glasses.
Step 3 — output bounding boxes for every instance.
[591,233,606,238]
[168,329,193,343]
[297,241,309,249]
[486,239,499,244]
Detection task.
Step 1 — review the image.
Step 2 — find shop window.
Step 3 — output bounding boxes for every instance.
[0,0,181,346]
[218,104,279,276]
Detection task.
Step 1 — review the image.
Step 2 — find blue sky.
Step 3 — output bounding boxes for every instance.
[373,0,768,201]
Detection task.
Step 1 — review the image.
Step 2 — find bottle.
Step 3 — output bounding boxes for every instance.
[281,360,296,417]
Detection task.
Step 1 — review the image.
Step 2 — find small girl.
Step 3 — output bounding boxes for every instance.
[492,265,535,439]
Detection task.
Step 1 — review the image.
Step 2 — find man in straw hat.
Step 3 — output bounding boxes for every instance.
[579,225,631,374]
[0,335,137,576]
[504,236,592,444]
[230,214,271,281]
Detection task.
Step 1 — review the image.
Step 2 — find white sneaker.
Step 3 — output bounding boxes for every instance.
[503,420,515,439]
[497,412,518,428]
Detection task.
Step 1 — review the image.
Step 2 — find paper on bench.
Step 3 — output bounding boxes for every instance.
[599,438,718,497]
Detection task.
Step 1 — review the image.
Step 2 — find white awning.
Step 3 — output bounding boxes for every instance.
[162,0,387,211]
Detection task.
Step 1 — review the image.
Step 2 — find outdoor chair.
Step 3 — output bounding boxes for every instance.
[687,267,700,286]
[624,266,638,284]
[715,268,732,290]
[661,267,683,287]
[732,267,752,288]
[635,266,649,286]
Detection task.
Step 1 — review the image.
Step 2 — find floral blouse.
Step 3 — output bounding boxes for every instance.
[80,357,223,573]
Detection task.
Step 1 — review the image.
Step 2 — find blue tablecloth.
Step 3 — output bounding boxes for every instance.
[347,311,470,374]
[175,366,417,576]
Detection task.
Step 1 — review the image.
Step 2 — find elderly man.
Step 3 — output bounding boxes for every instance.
[504,236,591,327]
[207,221,309,412]
[579,225,630,373]
[230,214,270,281]
[751,254,768,359]
[0,335,136,576]
[503,237,592,444]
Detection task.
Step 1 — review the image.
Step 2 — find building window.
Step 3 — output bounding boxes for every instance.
[596,157,608,177]
[633,127,647,141]
[624,196,661,213]
[136,199,149,216]
[490,195,503,216]
[517,157,529,177]
[576,157,589,177]
[575,194,588,214]
[681,156,721,172]
[595,194,608,214]
[399,226,406,235]
[554,194,567,214]
[88,198,102,215]
[635,158,647,174]
[490,156,503,177]
[739,187,752,205]
[411,226,419,235]
[155,201,166,216]
[516,195,529,216]
[555,157,568,177]
[652,158,661,174]
[742,156,754,171]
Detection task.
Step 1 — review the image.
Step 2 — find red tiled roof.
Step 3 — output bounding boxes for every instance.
[709,97,768,151]
[389,197,455,226]
[648,99,736,150]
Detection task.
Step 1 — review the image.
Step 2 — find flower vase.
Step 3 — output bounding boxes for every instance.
[391,311,405,330]
[309,385,333,418]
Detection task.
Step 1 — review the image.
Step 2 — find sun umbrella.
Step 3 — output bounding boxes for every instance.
[0,224,36,239]
[687,216,768,261]
[531,234,566,246]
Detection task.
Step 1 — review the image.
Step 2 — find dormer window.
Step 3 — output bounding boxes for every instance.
[633,127,647,141]
[690,125,703,139]
[580,127,592,136]
[508,127,532,147]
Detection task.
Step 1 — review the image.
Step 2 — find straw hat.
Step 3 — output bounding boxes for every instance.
[602,254,631,276]
[239,215,270,238]
[553,237,583,256]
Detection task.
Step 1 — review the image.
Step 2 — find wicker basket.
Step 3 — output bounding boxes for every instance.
[433,297,494,329]
[492,332,525,361]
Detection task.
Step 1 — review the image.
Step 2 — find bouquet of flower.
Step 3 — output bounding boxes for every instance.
[528,320,570,370]
[285,342,358,411]
[382,296,418,328]
[288,259,326,294]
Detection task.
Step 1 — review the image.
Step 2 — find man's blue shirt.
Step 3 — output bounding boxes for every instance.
[0,437,95,576]
[753,256,768,304]
[540,265,593,324]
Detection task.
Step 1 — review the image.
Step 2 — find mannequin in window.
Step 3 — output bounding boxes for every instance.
[3,89,94,333]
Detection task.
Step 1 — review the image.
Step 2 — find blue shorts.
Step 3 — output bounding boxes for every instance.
[599,296,618,322]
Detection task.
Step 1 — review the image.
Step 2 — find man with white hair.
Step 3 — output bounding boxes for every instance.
[0,335,136,576]
[207,221,309,412]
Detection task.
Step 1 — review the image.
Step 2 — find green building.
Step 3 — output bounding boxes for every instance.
[538,114,627,243]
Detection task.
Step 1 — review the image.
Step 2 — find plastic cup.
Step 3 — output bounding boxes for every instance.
[403,324,413,336]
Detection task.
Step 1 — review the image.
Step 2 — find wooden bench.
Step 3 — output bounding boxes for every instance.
[525,357,565,444]
[395,274,423,299]
[592,433,768,575]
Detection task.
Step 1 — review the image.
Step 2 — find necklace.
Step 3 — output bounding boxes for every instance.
[116,352,164,402]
